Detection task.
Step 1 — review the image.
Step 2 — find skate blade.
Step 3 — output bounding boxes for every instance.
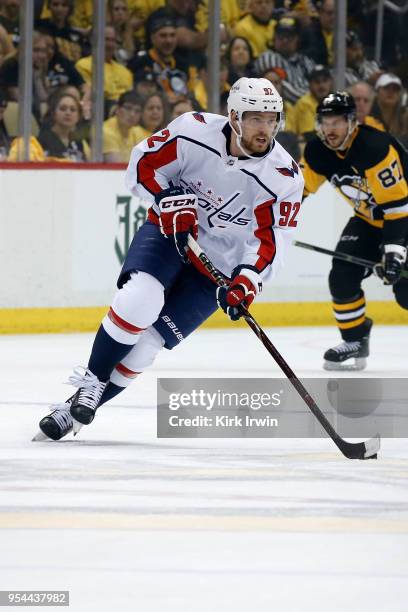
[323,357,367,372]
[72,419,83,436]
[32,430,49,442]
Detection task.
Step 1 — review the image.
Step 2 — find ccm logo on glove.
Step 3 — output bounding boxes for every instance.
[156,187,198,262]
[160,197,198,210]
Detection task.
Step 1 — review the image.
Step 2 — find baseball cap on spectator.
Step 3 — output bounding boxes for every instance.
[346,31,362,47]
[149,15,176,34]
[375,73,402,89]
[275,17,301,37]
[308,65,331,81]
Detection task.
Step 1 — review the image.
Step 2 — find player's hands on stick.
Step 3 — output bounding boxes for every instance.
[374,243,407,285]
[156,187,198,263]
[217,266,262,320]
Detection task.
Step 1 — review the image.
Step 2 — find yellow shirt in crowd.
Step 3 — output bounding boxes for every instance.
[103,116,148,162]
[192,80,230,111]
[283,101,296,133]
[196,0,241,33]
[233,14,276,58]
[293,92,318,135]
[41,0,92,29]
[132,125,153,143]
[322,30,333,66]
[75,56,133,101]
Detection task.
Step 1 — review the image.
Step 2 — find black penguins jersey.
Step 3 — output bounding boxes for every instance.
[300,125,408,243]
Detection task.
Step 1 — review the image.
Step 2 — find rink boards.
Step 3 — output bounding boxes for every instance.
[1,164,407,333]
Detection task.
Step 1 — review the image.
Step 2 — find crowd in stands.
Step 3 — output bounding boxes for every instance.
[0,0,407,164]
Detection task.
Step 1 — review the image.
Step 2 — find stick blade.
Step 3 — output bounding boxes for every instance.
[339,433,380,460]
[363,433,381,459]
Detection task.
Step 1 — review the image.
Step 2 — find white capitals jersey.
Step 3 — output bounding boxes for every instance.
[125,112,304,281]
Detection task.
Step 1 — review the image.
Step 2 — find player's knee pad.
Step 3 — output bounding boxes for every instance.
[329,264,363,299]
[102,272,165,344]
[110,327,165,387]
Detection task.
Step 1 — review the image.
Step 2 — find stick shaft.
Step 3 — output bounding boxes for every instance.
[241,313,345,446]
[294,240,408,279]
[187,235,359,456]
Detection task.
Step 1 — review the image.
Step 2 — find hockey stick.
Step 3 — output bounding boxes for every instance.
[294,239,408,280]
[187,234,380,460]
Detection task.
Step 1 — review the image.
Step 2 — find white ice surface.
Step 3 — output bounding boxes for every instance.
[0,326,407,612]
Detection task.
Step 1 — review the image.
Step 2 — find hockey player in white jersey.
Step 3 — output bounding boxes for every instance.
[35,77,304,441]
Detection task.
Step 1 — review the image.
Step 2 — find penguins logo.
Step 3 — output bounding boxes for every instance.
[331,173,375,207]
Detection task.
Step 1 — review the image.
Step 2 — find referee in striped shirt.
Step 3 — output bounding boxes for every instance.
[255,16,316,104]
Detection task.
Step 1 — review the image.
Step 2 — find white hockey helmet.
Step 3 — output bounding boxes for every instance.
[227,77,283,121]
[227,78,284,157]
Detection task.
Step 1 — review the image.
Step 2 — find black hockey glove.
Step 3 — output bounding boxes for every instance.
[374,244,407,285]
[155,187,198,263]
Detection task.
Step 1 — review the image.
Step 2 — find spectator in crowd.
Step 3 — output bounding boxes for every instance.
[146,0,209,55]
[255,16,315,104]
[225,36,256,84]
[41,31,90,103]
[260,65,296,131]
[69,0,93,34]
[371,73,408,142]
[275,0,317,24]
[0,91,10,159]
[134,78,160,98]
[35,0,87,62]
[192,56,230,113]
[38,89,89,161]
[8,135,46,161]
[170,94,201,119]
[349,0,401,69]
[303,0,334,66]
[106,0,135,64]
[195,0,241,39]
[233,0,276,59]
[348,80,384,131]
[40,83,91,140]
[0,31,50,121]
[129,14,191,105]
[344,31,381,87]
[132,92,169,144]
[75,26,133,113]
[293,64,332,139]
[0,22,13,65]
[38,0,93,36]
[125,0,163,51]
[103,91,142,163]
[0,0,20,47]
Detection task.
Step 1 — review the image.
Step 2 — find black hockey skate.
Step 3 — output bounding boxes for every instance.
[33,398,74,441]
[323,319,373,371]
[68,367,107,432]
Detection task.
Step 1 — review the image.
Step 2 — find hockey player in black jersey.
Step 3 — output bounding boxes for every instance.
[301,91,408,370]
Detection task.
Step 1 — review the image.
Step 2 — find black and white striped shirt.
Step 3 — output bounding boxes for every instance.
[255,51,316,104]
[345,59,381,87]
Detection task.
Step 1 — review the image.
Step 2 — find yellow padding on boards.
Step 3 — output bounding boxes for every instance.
[0,302,408,334]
